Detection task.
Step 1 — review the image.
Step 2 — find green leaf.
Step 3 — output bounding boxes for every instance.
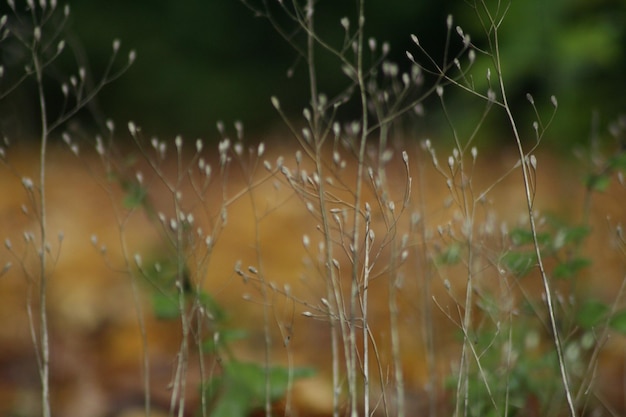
[204,361,315,417]
[224,362,315,402]
[208,383,253,417]
[554,225,590,249]
[202,329,248,354]
[201,376,221,401]
[197,290,227,322]
[143,256,193,296]
[553,257,591,279]
[122,180,147,208]
[608,152,626,171]
[509,228,535,246]
[576,299,609,329]
[151,291,179,319]
[438,243,462,265]
[501,251,536,277]
[609,310,626,334]
[585,173,611,192]
[145,262,176,286]
[509,228,552,248]
[266,365,316,400]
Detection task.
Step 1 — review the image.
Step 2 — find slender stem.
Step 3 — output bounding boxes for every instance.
[175,183,190,417]
[301,1,345,415]
[346,0,369,414]
[119,223,151,417]
[306,0,318,126]
[32,30,51,417]
[488,4,576,416]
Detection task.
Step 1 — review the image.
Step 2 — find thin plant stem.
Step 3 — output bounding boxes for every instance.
[300,0,344,414]
[482,2,577,415]
[32,25,51,417]
[347,1,369,414]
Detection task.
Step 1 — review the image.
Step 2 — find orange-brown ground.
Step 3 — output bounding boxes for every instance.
[0,138,624,417]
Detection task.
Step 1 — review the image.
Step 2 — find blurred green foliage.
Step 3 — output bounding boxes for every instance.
[64,0,451,138]
[451,0,626,148]
[1,0,625,148]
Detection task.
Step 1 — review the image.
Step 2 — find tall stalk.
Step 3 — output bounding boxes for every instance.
[479,3,576,415]
[0,3,133,416]
[348,1,369,414]
[32,28,51,417]
[301,1,343,414]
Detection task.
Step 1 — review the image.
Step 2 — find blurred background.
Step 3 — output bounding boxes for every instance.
[1,2,626,416]
[1,0,625,149]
